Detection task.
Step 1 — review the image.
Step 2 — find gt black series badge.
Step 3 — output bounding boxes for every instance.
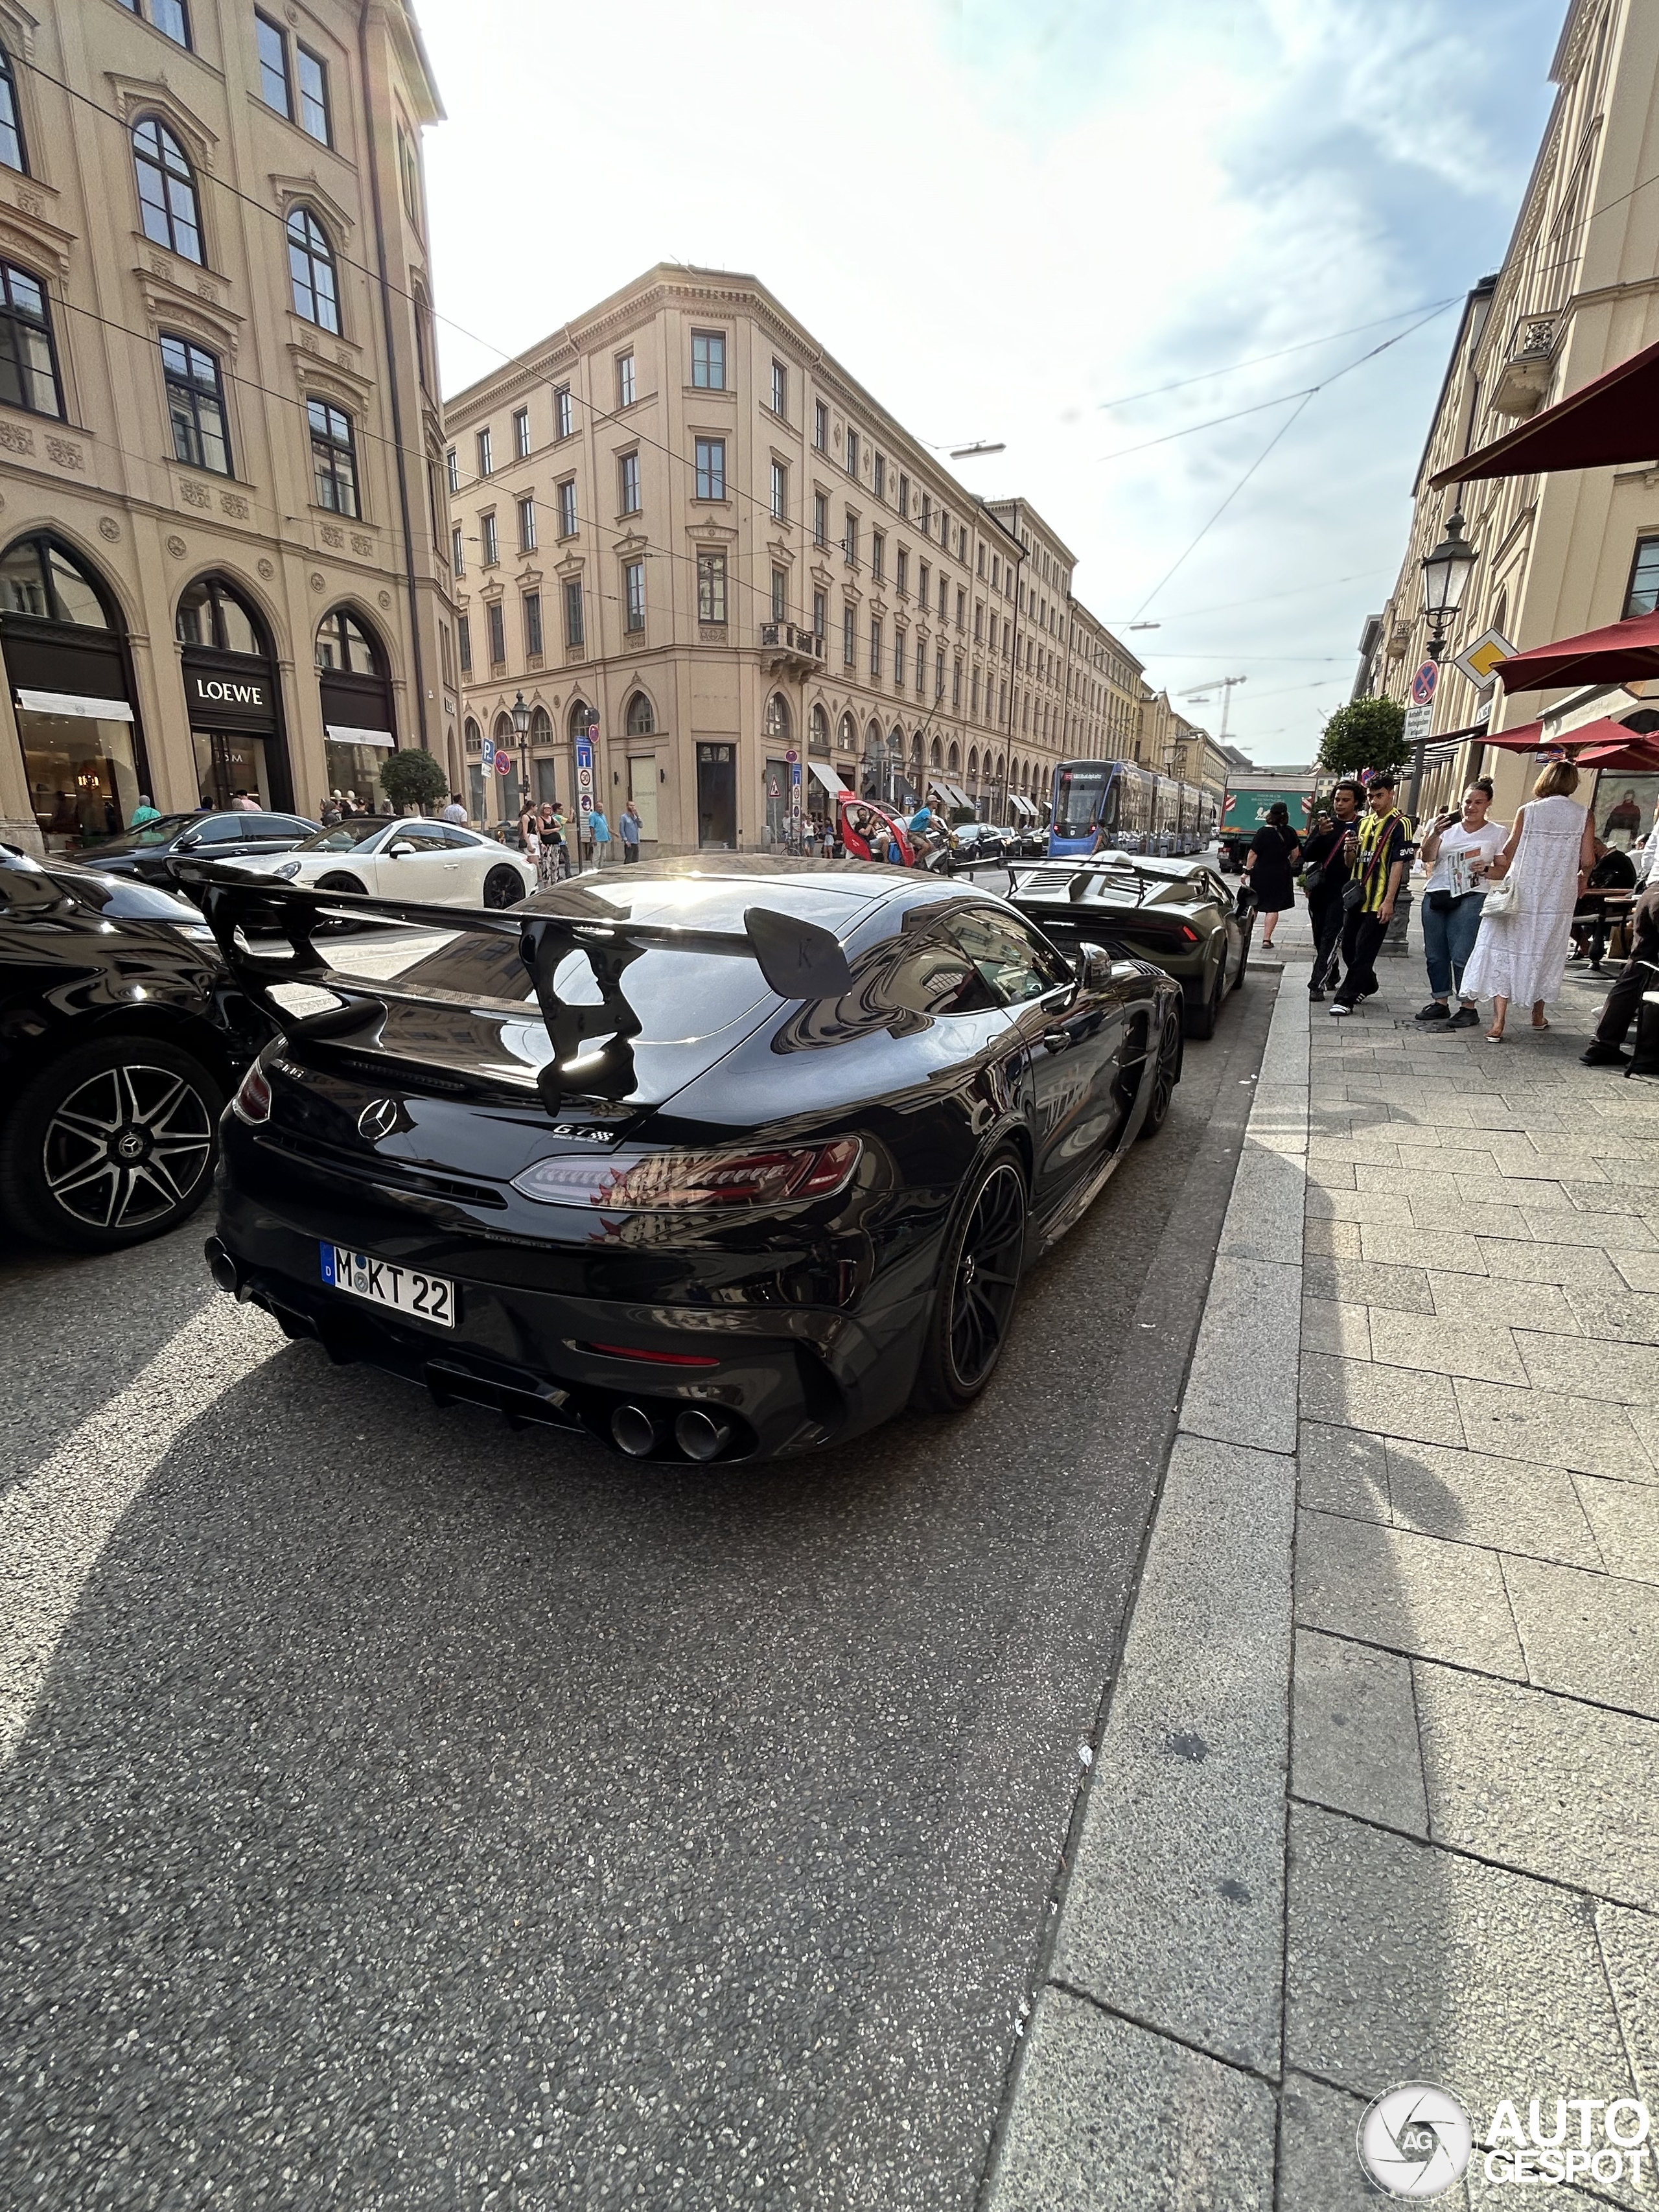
[358,1099,404,1142]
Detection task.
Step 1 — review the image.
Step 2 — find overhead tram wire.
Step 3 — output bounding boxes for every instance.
[1089,298,1463,416]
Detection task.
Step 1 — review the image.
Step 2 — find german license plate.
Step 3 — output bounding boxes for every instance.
[321,1243,455,1327]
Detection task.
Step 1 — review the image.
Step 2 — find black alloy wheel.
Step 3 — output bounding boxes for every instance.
[483,864,525,909]
[911,1150,1028,1414]
[0,1037,222,1251]
[1137,1007,1183,1141]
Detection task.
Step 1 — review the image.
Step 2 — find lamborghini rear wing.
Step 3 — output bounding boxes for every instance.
[171,863,857,1110]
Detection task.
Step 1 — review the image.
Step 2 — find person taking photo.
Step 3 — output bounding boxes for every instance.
[1330,773,1413,1017]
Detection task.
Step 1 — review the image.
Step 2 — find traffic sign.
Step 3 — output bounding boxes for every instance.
[1409,662,1438,707]
[1404,703,1433,746]
[1451,627,1517,688]
[494,749,514,775]
[481,736,495,771]
[574,729,595,813]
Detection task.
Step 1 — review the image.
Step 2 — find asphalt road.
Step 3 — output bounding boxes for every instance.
[0,951,1275,2212]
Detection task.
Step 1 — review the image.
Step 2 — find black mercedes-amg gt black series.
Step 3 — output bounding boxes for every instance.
[202,857,1183,1464]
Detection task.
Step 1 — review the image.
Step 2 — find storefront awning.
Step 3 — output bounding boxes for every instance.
[1492,613,1659,695]
[1429,332,1659,489]
[809,759,850,796]
[17,688,133,723]
[325,723,395,749]
[929,778,970,809]
[1008,792,1038,820]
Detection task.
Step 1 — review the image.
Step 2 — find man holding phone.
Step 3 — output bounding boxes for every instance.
[1330,773,1414,1017]
[1303,781,1362,1000]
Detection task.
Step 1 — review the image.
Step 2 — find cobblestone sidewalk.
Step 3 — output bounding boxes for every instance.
[986,905,1659,2210]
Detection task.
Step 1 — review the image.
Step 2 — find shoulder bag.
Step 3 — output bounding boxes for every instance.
[1480,870,1518,919]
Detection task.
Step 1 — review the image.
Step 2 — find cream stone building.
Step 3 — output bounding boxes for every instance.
[0,0,456,854]
[443,268,1147,852]
[1368,0,1659,830]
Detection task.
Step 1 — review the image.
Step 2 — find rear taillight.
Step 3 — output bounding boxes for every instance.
[513,1136,861,1211]
[231,1063,272,1125]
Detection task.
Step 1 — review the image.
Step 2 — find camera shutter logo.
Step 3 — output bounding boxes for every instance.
[1357,2082,1473,2198]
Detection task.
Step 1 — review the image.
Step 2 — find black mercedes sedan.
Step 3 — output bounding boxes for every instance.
[202,858,1183,1464]
[87,808,319,889]
[0,849,269,1250]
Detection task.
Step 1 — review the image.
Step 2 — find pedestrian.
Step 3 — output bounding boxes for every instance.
[546,806,570,880]
[1415,777,1506,1027]
[1330,772,1413,1018]
[620,801,642,864]
[129,793,161,828]
[319,793,342,827]
[1460,758,1596,1042]
[588,802,611,867]
[233,788,260,812]
[1581,876,1659,1066]
[1569,835,1637,962]
[1240,802,1302,949]
[518,806,542,878]
[1301,783,1360,1001]
[441,791,469,825]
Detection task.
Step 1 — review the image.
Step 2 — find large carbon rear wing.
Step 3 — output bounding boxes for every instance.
[173,866,856,1110]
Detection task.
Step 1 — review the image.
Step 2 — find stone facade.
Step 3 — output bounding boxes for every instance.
[0,0,455,852]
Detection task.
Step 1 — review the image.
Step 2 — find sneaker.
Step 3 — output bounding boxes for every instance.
[1329,1002,1352,1017]
[1415,1001,1450,1023]
[1580,1042,1630,1067]
[1447,1005,1480,1029]
[1308,987,1325,1002]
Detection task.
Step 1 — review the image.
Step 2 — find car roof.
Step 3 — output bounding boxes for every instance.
[518,853,995,931]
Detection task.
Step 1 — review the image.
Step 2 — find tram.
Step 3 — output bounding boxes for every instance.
[1048,759,1218,859]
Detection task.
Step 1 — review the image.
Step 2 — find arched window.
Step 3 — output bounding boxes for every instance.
[947,741,960,774]
[930,737,942,768]
[837,711,856,751]
[177,574,264,656]
[133,118,202,265]
[529,705,552,745]
[464,717,481,752]
[493,712,514,748]
[568,697,592,740]
[763,693,791,743]
[286,207,339,333]
[0,45,28,175]
[910,730,922,765]
[0,533,115,627]
[968,747,979,781]
[809,703,830,753]
[625,690,655,736]
[996,752,1006,780]
[315,606,382,674]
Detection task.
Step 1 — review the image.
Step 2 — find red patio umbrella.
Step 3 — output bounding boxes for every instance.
[1428,332,1659,489]
[1492,613,1659,692]
[1571,736,1659,774]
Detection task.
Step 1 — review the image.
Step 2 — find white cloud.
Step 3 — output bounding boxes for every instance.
[417,0,1559,762]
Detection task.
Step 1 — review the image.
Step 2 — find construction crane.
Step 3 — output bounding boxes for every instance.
[1179,673,1247,741]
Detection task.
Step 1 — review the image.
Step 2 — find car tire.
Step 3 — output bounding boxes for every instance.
[483,865,525,910]
[1137,1006,1183,1141]
[910,1147,1028,1416]
[1185,960,1224,1040]
[0,1034,224,1252]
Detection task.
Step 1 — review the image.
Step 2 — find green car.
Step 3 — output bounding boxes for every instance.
[1007,852,1257,1038]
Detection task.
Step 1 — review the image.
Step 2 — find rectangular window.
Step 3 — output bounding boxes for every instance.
[992,555,1000,590]
[297,45,331,143]
[895,628,907,682]
[957,587,966,630]
[697,550,727,624]
[813,399,828,452]
[617,352,635,408]
[619,450,640,515]
[842,605,855,668]
[771,566,786,622]
[161,334,230,474]
[557,479,577,536]
[974,601,983,643]
[517,496,536,552]
[977,544,986,578]
[563,577,584,648]
[813,589,826,640]
[555,385,572,439]
[813,490,828,549]
[476,426,492,476]
[918,559,929,609]
[845,427,859,477]
[874,453,885,502]
[625,559,645,632]
[307,397,358,515]
[694,436,725,500]
[843,511,857,565]
[896,548,909,597]
[487,601,505,667]
[898,472,909,518]
[935,649,945,701]
[916,635,925,691]
[513,406,530,460]
[132,0,191,45]
[524,590,543,658]
[1625,535,1659,618]
[480,510,498,565]
[255,13,291,117]
[939,576,949,620]
[952,660,961,708]
[771,459,787,523]
[971,668,980,714]
[920,493,931,535]
[871,530,885,583]
[870,615,881,681]
[397,123,421,229]
[458,613,472,673]
[450,524,464,577]
[445,446,458,494]
[691,330,726,389]
[771,358,787,417]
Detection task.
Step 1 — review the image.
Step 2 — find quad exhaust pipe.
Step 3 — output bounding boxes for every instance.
[610,1403,736,1462]
[610,1404,658,1458]
[675,1409,732,1463]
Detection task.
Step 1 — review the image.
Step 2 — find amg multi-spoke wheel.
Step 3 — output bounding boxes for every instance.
[912,1150,1028,1414]
[1,1038,222,1251]
[1137,1007,1183,1141]
[483,865,525,909]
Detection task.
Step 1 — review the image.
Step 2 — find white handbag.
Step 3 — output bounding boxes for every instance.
[1481,871,1519,918]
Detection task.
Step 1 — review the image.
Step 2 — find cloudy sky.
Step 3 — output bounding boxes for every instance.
[417,0,1563,766]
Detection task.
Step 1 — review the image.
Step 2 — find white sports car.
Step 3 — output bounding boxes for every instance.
[231,817,536,910]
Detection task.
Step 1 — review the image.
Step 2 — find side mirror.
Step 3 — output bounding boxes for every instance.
[1076,941,1114,992]
[387,839,416,859]
[175,831,200,853]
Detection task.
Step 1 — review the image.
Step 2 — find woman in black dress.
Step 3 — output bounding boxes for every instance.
[1241,802,1301,949]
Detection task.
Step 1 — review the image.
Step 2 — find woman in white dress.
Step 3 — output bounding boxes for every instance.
[1461,758,1596,1042]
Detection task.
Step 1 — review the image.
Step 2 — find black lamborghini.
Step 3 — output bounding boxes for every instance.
[200,858,1183,1463]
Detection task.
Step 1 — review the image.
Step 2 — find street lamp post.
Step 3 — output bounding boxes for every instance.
[511,690,531,818]
[1408,508,1480,819]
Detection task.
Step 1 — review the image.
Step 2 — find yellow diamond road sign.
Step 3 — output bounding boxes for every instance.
[1453,627,1517,687]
